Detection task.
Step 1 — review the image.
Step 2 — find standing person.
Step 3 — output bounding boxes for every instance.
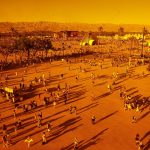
[2,124,7,135]
[34,113,37,123]
[138,140,144,150]
[24,136,33,148]
[37,118,42,128]
[91,115,96,124]
[42,73,45,80]
[60,73,64,79]
[74,137,78,150]
[91,79,95,84]
[42,132,47,145]
[76,75,79,81]
[100,62,102,69]
[107,84,112,93]
[47,121,52,133]
[38,111,42,119]
[135,134,140,146]
[64,91,68,104]
[56,93,60,103]
[132,116,137,123]
[13,109,16,119]
[17,118,22,129]
[69,105,73,114]
[14,121,18,134]
[64,97,67,104]
[2,135,8,148]
[39,93,41,99]
[74,106,77,115]
[57,83,61,91]
[43,80,46,87]
[53,100,56,108]
[6,133,11,146]
[38,78,41,84]
[136,104,140,112]
[119,89,123,99]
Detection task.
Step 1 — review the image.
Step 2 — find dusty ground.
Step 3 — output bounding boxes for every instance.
[0,56,150,150]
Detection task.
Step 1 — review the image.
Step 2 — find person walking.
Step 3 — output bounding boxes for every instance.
[74,137,78,150]
[135,134,140,146]
[42,132,47,145]
[24,136,33,148]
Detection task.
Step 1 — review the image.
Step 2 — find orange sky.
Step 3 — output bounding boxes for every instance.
[0,0,150,24]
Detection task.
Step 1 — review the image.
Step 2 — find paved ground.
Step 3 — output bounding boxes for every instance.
[0,57,150,150]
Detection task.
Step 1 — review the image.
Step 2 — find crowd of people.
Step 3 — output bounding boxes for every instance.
[0,41,150,150]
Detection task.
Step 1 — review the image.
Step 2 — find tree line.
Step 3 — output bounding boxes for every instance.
[0,36,53,63]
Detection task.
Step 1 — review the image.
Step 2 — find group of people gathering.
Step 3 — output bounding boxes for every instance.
[0,43,150,150]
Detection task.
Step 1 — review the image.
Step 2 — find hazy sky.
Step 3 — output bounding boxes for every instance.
[0,0,150,24]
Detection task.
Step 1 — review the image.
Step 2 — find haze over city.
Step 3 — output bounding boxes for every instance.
[0,1,150,150]
[0,0,150,24]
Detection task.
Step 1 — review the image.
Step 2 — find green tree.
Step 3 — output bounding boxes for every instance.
[118,27,125,36]
[15,36,34,61]
[0,44,14,62]
[43,39,53,58]
[98,26,103,35]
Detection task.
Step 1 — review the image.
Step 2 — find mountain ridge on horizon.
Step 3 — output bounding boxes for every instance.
[0,22,149,33]
[0,21,150,25]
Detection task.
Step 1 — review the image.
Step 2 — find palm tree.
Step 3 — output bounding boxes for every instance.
[98,26,104,45]
[99,26,103,34]
[141,27,148,57]
[129,36,134,56]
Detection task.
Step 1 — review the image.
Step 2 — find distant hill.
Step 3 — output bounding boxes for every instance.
[0,22,150,33]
